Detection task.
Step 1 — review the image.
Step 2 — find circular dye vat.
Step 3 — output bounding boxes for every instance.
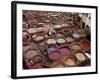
[27,28,37,34]
[47,44,56,53]
[72,33,80,39]
[54,64,64,68]
[33,55,44,62]
[85,52,91,59]
[23,45,31,52]
[28,61,43,69]
[58,47,71,56]
[56,38,66,44]
[46,39,56,45]
[29,60,49,69]
[54,25,62,28]
[45,20,50,23]
[24,50,38,60]
[55,33,63,38]
[39,42,46,47]
[66,36,74,42]
[58,55,68,62]
[75,52,86,62]
[48,51,61,61]
[49,61,64,68]
[32,35,45,42]
[71,43,81,51]
[62,28,69,34]
[23,31,31,46]
[81,40,90,49]
[63,56,77,66]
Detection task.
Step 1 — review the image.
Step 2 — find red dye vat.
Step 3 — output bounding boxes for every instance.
[82,41,90,49]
